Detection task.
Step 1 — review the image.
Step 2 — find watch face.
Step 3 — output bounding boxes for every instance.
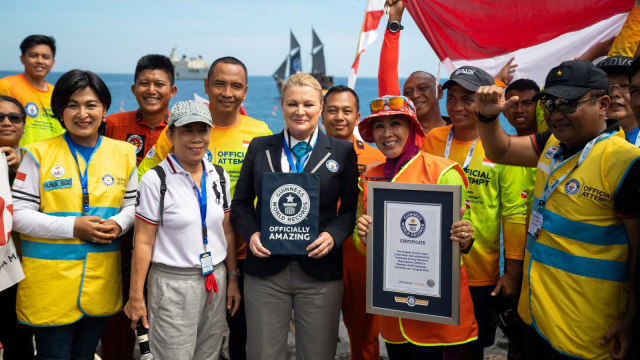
[388,21,401,32]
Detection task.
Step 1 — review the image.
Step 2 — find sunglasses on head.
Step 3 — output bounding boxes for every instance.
[541,97,597,115]
[369,96,415,113]
[0,113,25,124]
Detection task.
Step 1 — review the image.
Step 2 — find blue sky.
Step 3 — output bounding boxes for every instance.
[0,0,440,78]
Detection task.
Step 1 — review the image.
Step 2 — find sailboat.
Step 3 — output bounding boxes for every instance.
[273,28,334,94]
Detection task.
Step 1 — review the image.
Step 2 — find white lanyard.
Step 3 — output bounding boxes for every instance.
[444,127,478,170]
[634,130,640,147]
[537,131,614,210]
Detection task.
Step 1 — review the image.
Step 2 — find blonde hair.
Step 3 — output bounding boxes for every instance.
[281,72,323,103]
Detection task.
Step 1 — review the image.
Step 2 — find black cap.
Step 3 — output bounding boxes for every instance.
[533,60,608,101]
[443,66,494,92]
[596,55,634,75]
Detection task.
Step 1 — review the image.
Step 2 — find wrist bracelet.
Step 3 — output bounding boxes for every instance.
[227,270,240,277]
[476,112,499,124]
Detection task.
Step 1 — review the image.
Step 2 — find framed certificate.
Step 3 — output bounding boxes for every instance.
[366,182,461,325]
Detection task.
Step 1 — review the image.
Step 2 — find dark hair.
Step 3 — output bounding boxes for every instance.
[408,70,437,82]
[323,85,360,112]
[505,79,540,98]
[51,70,111,130]
[0,95,26,120]
[135,54,175,85]
[629,57,640,82]
[20,35,56,57]
[207,56,248,82]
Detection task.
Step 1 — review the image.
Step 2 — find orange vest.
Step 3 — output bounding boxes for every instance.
[360,151,478,346]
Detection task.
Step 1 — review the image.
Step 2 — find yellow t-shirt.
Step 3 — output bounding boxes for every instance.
[0,73,64,146]
[423,125,528,286]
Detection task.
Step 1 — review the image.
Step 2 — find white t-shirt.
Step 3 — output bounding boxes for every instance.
[135,154,230,268]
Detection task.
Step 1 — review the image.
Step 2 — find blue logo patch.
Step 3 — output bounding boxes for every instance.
[205,149,213,162]
[407,296,417,307]
[25,102,39,118]
[43,178,72,191]
[564,179,580,195]
[325,159,339,173]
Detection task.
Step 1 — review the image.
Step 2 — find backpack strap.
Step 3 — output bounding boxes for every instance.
[151,165,167,225]
[212,164,228,210]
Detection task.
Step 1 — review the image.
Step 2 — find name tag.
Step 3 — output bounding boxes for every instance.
[528,211,543,239]
[200,252,214,275]
[43,178,73,191]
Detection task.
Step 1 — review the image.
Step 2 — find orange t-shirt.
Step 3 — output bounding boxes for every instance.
[105,110,168,166]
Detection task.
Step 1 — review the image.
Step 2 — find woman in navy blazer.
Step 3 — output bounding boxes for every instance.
[231,73,358,359]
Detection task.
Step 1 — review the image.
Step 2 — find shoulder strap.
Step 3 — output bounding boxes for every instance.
[151,165,167,225]
[213,164,228,210]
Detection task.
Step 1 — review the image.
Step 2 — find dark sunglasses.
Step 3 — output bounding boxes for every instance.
[0,112,25,124]
[542,97,597,115]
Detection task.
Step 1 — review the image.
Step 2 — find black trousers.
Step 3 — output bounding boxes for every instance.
[226,259,247,360]
[385,342,460,360]
[0,283,34,360]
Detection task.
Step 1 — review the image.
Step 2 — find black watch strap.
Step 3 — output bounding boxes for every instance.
[387,21,404,33]
[461,237,475,254]
[476,112,499,124]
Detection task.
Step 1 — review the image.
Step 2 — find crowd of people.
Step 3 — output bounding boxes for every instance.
[1,1,640,359]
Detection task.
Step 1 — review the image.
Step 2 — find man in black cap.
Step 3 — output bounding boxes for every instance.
[423,66,529,358]
[474,60,640,360]
[597,56,637,145]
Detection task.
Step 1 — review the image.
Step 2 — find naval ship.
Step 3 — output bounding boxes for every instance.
[170,47,209,80]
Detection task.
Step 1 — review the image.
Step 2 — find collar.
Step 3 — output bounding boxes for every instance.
[166,153,215,175]
[559,119,620,159]
[284,126,319,148]
[136,109,169,128]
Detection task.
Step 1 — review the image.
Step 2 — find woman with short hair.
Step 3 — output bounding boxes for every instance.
[12,70,137,359]
[231,73,359,359]
[124,100,240,360]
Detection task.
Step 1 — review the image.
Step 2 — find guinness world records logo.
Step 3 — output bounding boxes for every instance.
[270,184,310,225]
[400,211,426,238]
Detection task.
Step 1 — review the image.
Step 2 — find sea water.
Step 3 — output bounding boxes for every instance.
[0,71,515,135]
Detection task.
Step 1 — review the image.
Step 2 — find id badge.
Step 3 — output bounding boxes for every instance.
[528,211,543,239]
[200,252,214,275]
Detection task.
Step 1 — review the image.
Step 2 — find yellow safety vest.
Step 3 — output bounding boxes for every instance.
[17,135,136,326]
[518,130,639,359]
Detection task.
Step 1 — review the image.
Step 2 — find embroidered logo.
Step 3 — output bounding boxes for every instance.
[545,146,559,159]
[102,174,115,187]
[43,178,72,191]
[564,179,580,195]
[25,102,39,118]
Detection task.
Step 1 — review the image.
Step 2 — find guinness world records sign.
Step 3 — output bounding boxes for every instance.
[261,173,320,254]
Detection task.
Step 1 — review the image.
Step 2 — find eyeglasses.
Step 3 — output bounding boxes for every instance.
[0,113,25,124]
[609,84,630,93]
[542,97,597,115]
[369,96,415,113]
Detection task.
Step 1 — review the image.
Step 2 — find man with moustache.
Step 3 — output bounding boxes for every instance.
[321,85,384,360]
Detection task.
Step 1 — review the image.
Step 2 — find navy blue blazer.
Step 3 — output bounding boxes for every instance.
[231,130,359,281]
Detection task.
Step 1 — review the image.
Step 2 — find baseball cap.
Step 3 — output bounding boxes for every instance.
[168,100,213,127]
[596,55,634,75]
[533,60,608,101]
[358,95,425,143]
[442,66,494,92]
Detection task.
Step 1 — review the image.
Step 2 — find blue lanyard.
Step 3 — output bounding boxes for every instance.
[282,130,318,173]
[170,154,208,250]
[537,130,614,210]
[444,127,478,170]
[64,133,100,216]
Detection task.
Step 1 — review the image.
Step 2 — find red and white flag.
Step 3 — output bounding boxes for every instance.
[402,0,634,86]
[348,0,386,89]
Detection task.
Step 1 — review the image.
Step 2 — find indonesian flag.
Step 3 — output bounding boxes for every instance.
[402,0,634,86]
[348,0,386,89]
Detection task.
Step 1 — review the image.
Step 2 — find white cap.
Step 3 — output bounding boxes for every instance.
[168,100,213,127]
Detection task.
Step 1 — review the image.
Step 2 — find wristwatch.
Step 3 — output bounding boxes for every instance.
[475,112,499,124]
[227,270,240,277]
[387,21,404,33]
